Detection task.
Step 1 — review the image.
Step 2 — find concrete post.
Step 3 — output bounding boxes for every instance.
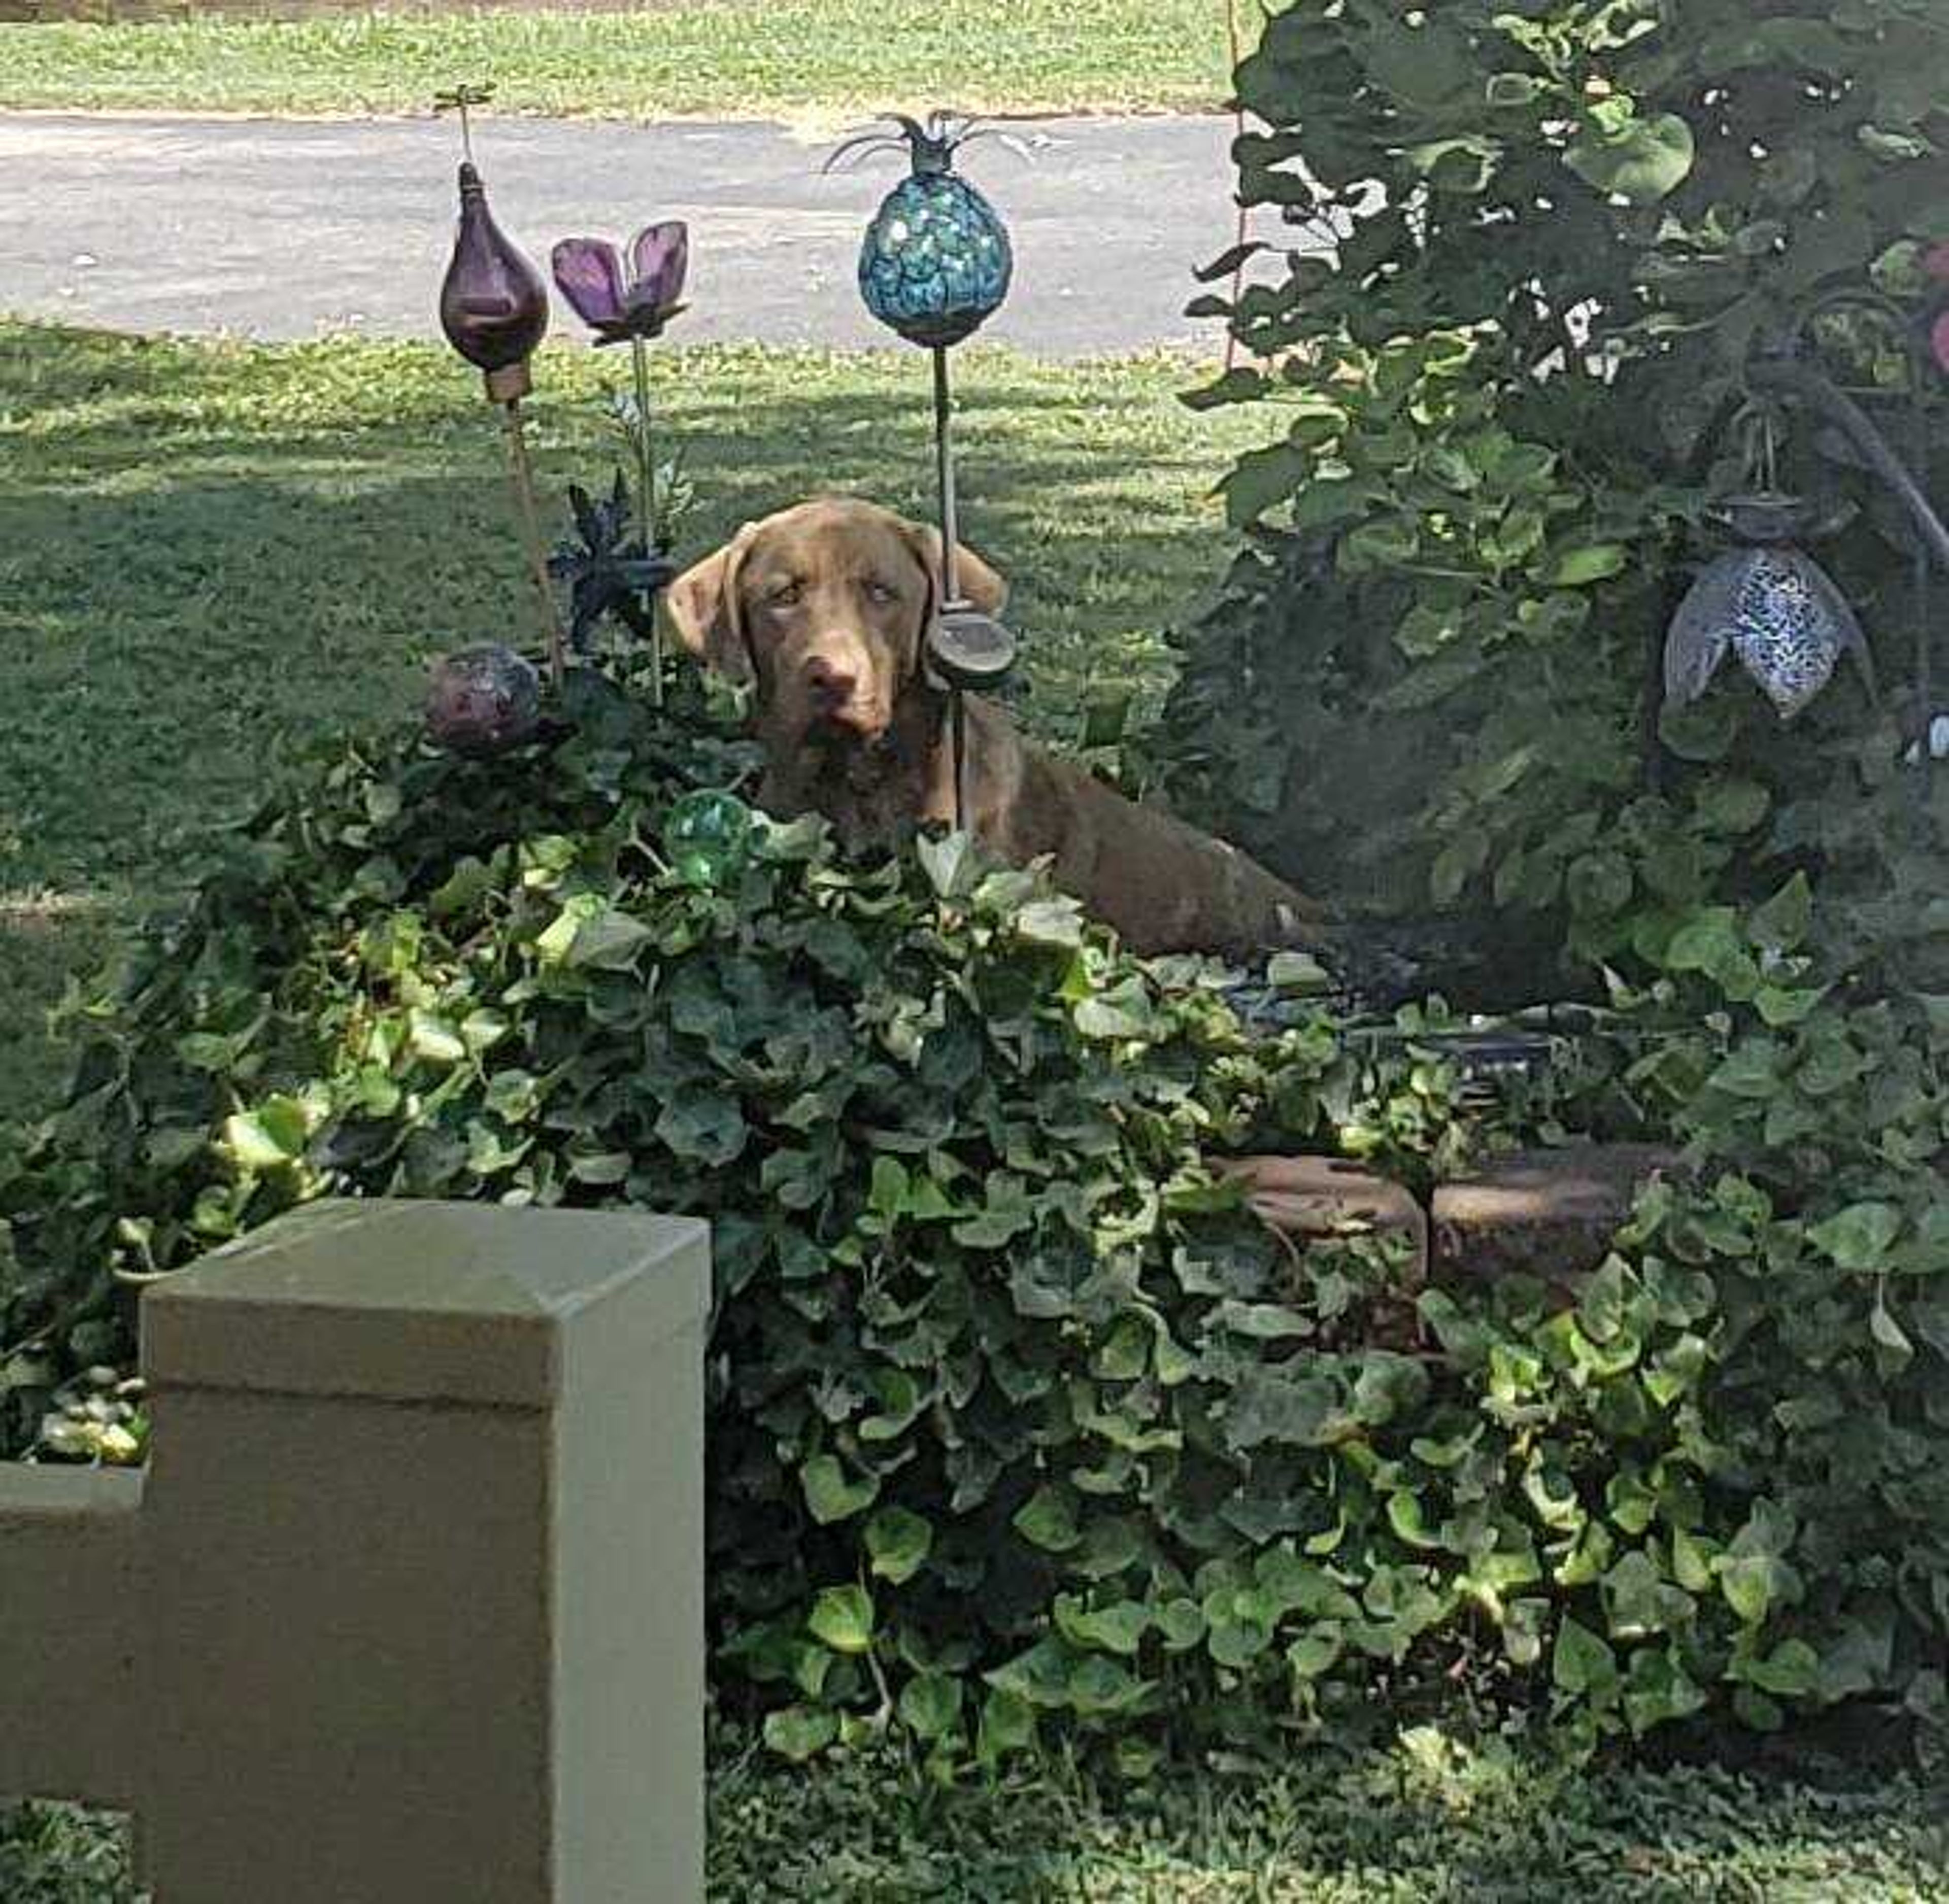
[0,1198,709,1904]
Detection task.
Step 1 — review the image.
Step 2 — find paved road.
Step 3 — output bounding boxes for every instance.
[0,111,1248,354]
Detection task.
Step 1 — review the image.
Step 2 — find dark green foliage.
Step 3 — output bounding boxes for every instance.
[1143,2,1949,1761]
[4,658,1945,1769]
[1159,0,1949,962]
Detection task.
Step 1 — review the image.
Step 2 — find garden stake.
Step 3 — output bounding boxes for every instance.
[630,333,666,704]
[834,111,1022,829]
[496,391,565,686]
[434,83,565,686]
[550,221,690,701]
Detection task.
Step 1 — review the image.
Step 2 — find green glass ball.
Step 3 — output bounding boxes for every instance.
[662,790,753,887]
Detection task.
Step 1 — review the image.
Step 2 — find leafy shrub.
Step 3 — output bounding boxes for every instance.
[3,657,1944,1769]
[1158,0,1948,974]
[1141,0,1949,1753]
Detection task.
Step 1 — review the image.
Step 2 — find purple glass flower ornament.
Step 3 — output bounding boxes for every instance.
[551,223,689,345]
[439,162,550,398]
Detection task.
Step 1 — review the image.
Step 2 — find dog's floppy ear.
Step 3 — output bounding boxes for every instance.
[666,527,757,683]
[899,521,1008,616]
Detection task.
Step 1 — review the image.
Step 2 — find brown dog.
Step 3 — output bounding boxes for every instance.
[665,497,1331,958]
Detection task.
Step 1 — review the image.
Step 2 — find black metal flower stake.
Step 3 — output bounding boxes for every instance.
[1654,284,1949,785]
[434,83,565,687]
[550,221,689,703]
[831,112,1021,826]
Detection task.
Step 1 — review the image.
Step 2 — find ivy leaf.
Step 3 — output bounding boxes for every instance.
[1055,1595,1151,1657]
[1719,1554,1777,1625]
[1013,1486,1083,1553]
[1664,908,1744,979]
[654,1088,748,1166]
[1567,852,1632,919]
[1806,1203,1902,1273]
[1225,1368,1343,1450]
[801,1454,879,1525]
[977,1687,1036,1764]
[807,1585,876,1655]
[1267,949,1332,993]
[950,1175,1034,1249]
[1014,898,1085,949]
[865,1506,933,1584]
[1287,1628,1345,1678]
[916,830,980,899]
[1547,543,1628,587]
[1386,1491,1442,1552]
[537,898,653,971]
[1552,1616,1618,1694]
[1694,778,1770,835]
[1073,984,1156,1041]
[1740,1638,1820,1698]
[762,1705,838,1762]
[1221,441,1309,527]
[897,1672,963,1741]
[1067,1654,1151,1715]
[222,1097,308,1170]
[407,1008,466,1064]
[1749,872,1813,953]
[1406,136,1502,194]
[1869,1296,1913,1369]
[1566,113,1696,205]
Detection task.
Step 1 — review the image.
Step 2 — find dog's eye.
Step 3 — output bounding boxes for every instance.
[862,579,897,606]
[766,581,803,609]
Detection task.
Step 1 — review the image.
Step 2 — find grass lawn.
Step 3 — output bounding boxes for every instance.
[3,322,1948,1904]
[0,1,1244,122]
[0,319,1259,1130]
[6,1726,1947,1900]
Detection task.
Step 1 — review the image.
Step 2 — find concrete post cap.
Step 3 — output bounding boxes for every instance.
[142,1199,710,1409]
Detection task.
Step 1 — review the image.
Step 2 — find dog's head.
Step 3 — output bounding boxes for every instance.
[665,498,1006,747]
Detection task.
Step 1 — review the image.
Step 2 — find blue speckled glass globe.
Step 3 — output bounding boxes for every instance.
[859,171,1013,348]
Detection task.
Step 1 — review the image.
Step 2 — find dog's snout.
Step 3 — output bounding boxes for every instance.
[804,653,859,703]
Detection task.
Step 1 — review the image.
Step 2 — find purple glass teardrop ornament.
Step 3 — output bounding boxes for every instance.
[439,162,549,384]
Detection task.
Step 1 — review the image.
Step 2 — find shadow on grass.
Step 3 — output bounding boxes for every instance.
[0,321,1254,1130]
[0,326,1240,887]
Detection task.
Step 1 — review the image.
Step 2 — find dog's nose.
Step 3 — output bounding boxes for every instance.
[805,654,858,704]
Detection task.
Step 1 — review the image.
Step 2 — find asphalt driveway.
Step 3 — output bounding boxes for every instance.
[0,111,1252,353]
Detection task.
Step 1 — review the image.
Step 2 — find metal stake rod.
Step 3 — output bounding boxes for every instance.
[932,345,961,604]
[498,394,566,686]
[933,343,970,827]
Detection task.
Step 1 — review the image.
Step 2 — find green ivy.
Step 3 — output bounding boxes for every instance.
[3,657,1942,1771]
[1157,0,1949,968]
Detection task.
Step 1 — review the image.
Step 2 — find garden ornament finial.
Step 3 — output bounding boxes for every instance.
[832,110,1023,828]
[434,81,566,686]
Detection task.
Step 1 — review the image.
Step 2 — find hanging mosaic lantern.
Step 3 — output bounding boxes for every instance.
[1662,492,1876,721]
[843,114,1014,349]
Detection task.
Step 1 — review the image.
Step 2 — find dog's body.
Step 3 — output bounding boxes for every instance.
[667,498,1330,958]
